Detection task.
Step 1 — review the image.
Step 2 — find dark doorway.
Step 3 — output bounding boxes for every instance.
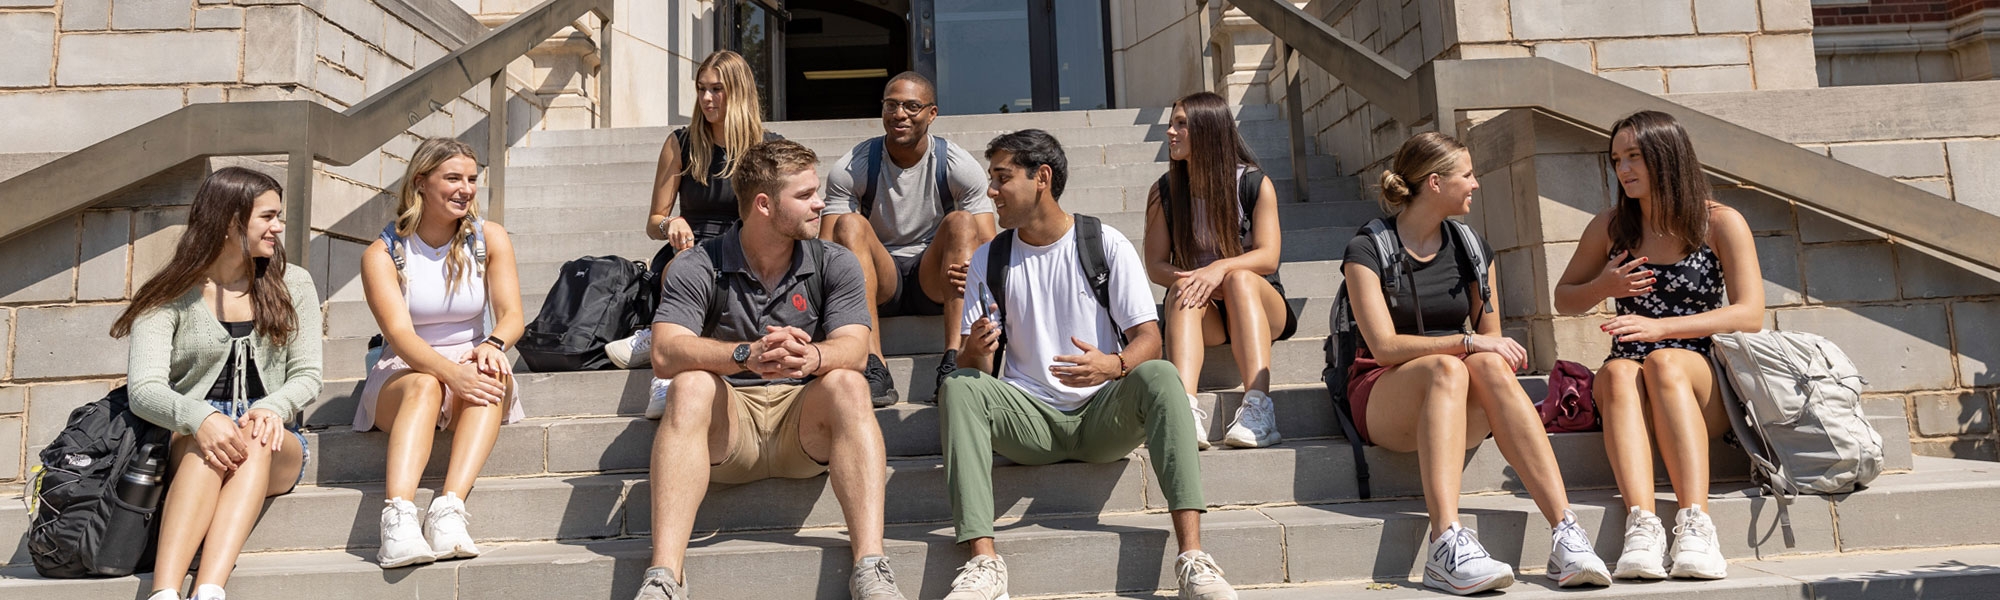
[784,0,910,121]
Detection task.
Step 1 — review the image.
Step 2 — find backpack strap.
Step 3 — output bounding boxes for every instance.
[985,230,1015,376]
[807,239,829,339]
[1073,214,1125,343]
[1358,218,1403,308]
[378,222,408,272]
[699,237,732,338]
[1442,219,1494,325]
[1236,168,1265,240]
[933,136,952,215]
[859,137,885,218]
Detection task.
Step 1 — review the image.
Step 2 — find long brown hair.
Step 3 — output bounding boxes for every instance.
[1161,91,1260,270]
[112,167,297,344]
[393,138,484,296]
[685,50,766,186]
[1378,132,1466,214]
[1607,110,1712,255]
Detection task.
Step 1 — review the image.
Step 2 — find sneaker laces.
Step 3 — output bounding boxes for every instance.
[1234,393,1275,429]
[383,500,420,543]
[1176,551,1226,586]
[1188,394,1210,425]
[1626,510,1664,551]
[854,558,899,595]
[1673,510,1718,552]
[949,556,1003,591]
[427,496,470,533]
[1552,515,1593,555]
[631,329,653,354]
[1435,526,1491,572]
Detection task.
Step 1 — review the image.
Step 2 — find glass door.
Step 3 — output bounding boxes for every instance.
[918,0,1111,115]
[718,0,789,121]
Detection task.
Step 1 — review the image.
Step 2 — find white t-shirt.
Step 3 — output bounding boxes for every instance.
[959,220,1159,411]
[823,137,995,258]
[402,234,486,346]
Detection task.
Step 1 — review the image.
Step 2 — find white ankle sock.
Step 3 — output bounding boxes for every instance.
[194,584,226,600]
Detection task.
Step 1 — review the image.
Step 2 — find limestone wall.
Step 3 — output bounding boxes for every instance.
[1110,0,1214,109]
[1466,80,2000,461]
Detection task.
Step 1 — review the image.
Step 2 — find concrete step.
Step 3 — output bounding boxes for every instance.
[4,459,1987,599]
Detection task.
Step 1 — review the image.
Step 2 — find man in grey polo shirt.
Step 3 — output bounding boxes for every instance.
[634,140,903,600]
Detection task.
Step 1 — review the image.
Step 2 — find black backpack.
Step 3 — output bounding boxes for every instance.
[27,386,173,578]
[855,135,953,219]
[982,214,1126,375]
[1152,166,1282,288]
[517,255,658,371]
[1322,217,1491,499]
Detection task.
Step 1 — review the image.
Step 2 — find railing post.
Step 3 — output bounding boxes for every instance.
[1197,0,1216,93]
[1279,41,1309,203]
[285,150,314,268]
[598,9,613,128]
[488,74,508,224]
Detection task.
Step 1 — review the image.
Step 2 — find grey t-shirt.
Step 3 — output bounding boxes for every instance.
[822,136,995,258]
[652,227,873,386]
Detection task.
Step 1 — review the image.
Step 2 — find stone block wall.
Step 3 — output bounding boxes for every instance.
[1811,2,2000,84]
[1110,0,1214,109]
[1466,81,2000,461]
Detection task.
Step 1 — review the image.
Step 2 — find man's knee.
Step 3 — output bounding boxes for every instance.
[816,368,874,415]
[1126,360,1187,396]
[830,213,877,247]
[937,210,982,244]
[661,371,722,429]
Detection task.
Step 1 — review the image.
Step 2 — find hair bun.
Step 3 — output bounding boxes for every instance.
[1378,171,1411,201]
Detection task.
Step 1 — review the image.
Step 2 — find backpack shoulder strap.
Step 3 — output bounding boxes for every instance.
[808,240,830,339]
[985,230,1016,375]
[859,137,885,218]
[1358,218,1401,304]
[1443,219,1493,317]
[699,238,730,338]
[378,222,407,272]
[1073,214,1123,339]
[1237,168,1266,223]
[468,217,488,267]
[933,136,953,215]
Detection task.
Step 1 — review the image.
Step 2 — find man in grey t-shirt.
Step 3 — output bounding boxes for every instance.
[634,140,904,600]
[821,72,997,406]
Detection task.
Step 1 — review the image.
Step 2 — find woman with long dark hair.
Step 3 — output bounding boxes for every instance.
[1554,110,1763,581]
[112,167,321,600]
[1343,133,1609,595]
[1142,91,1293,450]
[356,137,525,569]
[607,50,791,410]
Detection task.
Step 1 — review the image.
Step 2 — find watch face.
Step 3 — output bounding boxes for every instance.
[733,343,751,364]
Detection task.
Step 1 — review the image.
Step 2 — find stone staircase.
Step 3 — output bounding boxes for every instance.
[6,105,2000,600]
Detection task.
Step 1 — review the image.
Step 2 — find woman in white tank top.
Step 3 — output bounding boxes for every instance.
[357,138,526,569]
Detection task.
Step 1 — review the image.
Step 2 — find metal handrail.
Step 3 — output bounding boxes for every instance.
[0,0,613,266]
[1232,0,2000,274]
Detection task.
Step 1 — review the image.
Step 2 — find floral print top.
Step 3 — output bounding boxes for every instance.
[1609,245,1726,361]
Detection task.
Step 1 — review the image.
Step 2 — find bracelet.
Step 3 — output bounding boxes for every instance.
[808,343,823,375]
[1462,333,1473,354]
[654,216,683,239]
[1115,352,1129,379]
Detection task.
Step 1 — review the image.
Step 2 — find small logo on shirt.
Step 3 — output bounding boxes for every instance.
[792,293,809,312]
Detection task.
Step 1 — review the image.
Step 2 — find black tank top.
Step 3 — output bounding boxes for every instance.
[672,127,784,226]
[205,320,266,401]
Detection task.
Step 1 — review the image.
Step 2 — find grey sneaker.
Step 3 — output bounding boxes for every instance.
[633,567,688,600]
[942,554,1008,600]
[849,555,907,600]
[866,354,900,407]
[1175,550,1237,600]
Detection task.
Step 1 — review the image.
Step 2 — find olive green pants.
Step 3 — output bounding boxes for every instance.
[937,360,1205,543]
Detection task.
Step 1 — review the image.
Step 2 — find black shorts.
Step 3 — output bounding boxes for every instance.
[1212,279,1298,343]
[879,250,946,318]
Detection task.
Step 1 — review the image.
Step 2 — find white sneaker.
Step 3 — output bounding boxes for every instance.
[147,590,180,600]
[1546,509,1610,587]
[1614,506,1670,580]
[193,584,226,600]
[607,329,652,369]
[1222,390,1281,448]
[377,497,436,569]
[1422,522,1515,595]
[1189,394,1212,451]
[941,554,1009,600]
[1669,506,1728,579]
[645,377,672,419]
[1175,550,1238,599]
[426,492,481,559]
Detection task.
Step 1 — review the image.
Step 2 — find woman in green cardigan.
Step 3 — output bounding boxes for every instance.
[110,167,322,600]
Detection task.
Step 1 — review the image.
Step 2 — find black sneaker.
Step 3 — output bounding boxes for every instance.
[865,354,899,407]
[929,349,959,405]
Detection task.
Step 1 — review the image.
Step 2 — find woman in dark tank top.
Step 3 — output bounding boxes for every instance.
[1553,110,1765,581]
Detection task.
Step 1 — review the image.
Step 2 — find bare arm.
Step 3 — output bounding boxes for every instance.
[1142,183,1179,287]
[1343,262,1472,367]
[481,221,525,347]
[650,321,745,379]
[360,241,465,378]
[647,133,685,240]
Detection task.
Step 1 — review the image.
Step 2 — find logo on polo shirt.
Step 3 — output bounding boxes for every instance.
[792,293,808,312]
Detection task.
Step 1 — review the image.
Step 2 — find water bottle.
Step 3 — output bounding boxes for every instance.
[115,443,165,510]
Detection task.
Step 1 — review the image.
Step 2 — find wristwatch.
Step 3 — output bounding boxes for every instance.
[733,343,753,371]
[481,335,508,352]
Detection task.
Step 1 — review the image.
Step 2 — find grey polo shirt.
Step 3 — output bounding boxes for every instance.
[653,227,873,386]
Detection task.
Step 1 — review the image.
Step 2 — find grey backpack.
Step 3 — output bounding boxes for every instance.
[1711,330,1884,501]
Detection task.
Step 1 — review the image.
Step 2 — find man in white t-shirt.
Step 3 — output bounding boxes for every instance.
[821,72,997,407]
[934,130,1237,600]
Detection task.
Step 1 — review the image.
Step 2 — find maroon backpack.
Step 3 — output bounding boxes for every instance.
[1540,360,1600,433]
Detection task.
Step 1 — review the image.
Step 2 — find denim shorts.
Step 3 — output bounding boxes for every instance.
[207,399,309,493]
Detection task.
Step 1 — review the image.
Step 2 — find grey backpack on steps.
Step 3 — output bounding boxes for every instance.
[1711,330,1884,501]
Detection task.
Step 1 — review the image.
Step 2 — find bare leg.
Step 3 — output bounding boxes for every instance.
[1364,355,1485,535]
[375,371,445,501]
[647,370,734,578]
[1170,509,1203,554]
[1597,359,1656,513]
[919,211,990,350]
[1464,353,1568,525]
[968,537,997,558]
[1162,280,1227,394]
[151,435,223,595]
[1641,349,1727,511]
[1216,270,1285,394]
[439,374,512,499]
[826,214,898,357]
[796,369,889,558]
[190,438,305,588]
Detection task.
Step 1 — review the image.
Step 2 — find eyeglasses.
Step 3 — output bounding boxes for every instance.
[881,100,934,115]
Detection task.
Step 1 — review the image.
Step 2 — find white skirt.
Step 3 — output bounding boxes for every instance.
[352,340,526,432]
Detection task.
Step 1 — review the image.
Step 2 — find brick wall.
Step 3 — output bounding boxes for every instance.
[1814,0,2000,26]
[1811,1,2000,85]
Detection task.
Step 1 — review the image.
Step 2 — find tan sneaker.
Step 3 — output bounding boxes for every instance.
[942,554,1008,600]
[633,567,688,600]
[849,555,907,599]
[1175,550,1237,600]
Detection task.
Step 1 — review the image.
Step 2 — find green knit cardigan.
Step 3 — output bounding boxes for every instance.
[125,268,323,435]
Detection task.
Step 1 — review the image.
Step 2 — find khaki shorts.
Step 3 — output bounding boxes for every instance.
[711,383,828,484]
